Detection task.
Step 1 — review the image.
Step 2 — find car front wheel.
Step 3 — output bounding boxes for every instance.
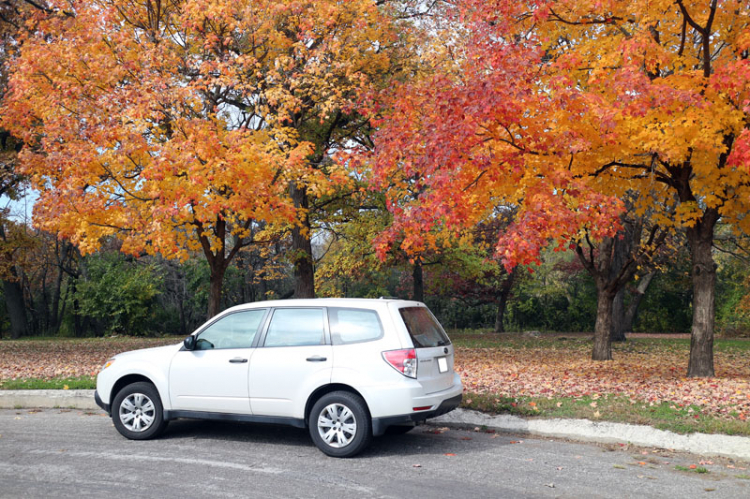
[112,382,168,440]
[309,391,372,458]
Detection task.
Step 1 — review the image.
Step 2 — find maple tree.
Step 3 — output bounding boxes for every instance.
[573,193,674,356]
[371,0,750,376]
[1,0,401,317]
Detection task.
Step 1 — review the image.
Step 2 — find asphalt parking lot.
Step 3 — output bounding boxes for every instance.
[1,409,749,498]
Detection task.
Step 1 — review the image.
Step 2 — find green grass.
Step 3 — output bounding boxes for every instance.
[447,329,750,352]
[0,376,96,390]
[448,332,694,360]
[461,392,750,437]
[0,335,184,344]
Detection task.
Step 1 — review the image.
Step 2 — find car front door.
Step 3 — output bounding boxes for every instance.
[169,309,267,414]
[249,307,332,418]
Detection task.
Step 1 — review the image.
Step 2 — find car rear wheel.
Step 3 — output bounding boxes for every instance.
[309,391,372,458]
[112,382,168,440]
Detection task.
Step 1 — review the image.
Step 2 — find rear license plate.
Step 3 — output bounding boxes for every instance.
[437,357,448,373]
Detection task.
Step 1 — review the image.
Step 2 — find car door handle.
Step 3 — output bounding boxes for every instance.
[229,358,248,363]
[306,356,327,362]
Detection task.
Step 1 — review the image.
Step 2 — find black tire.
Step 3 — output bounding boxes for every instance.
[112,382,168,440]
[385,424,416,435]
[309,391,372,458]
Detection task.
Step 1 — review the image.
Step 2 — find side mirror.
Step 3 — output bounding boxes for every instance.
[183,335,196,351]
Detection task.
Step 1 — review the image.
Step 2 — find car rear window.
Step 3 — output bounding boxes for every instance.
[399,307,451,348]
[328,308,384,345]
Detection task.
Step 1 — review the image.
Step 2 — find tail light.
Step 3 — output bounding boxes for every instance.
[383,349,417,378]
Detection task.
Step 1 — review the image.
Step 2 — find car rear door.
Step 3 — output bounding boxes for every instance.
[394,305,456,394]
[248,307,332,418]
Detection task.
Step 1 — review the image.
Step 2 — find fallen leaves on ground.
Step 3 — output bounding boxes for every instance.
[455,340,750,421]
[0,338,178,381]
[2,336,749,423]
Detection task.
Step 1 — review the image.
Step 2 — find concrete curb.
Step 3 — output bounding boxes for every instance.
[2,391,749,461]
[0,390,98,410]
[433,408,750,462]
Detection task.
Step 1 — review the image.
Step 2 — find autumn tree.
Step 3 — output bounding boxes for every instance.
[371,0,750,376]
[572,192,674,357]
[279,1,418,299]
[1,0,403,316]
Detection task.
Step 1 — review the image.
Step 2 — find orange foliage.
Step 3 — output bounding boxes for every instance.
[1,0,395,259]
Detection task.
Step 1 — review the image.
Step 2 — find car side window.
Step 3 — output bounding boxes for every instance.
[263,308,325,347]
[195,310,266,350]
[329,308,383,345]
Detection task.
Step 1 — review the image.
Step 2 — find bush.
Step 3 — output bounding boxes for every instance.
[76,253,163,336]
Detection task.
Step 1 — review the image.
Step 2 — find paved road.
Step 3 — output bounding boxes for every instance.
[0,409,748,498]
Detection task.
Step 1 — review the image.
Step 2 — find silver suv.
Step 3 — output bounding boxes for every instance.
[95,298,463,457]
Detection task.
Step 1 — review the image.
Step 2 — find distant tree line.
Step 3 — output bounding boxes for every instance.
[2,222,750,340]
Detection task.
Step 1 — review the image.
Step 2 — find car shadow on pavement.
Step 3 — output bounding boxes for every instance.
[156,418,505,458]
[159,419,311,445]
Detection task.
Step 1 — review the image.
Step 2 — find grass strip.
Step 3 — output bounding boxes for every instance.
[462,392,750,437]
[0,376,96,390]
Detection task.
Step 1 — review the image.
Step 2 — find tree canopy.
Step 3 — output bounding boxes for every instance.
[371,0,750,375]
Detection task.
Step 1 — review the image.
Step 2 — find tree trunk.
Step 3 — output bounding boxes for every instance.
[71,277,83,337]
[611,288,627,342]
[623,272,655,333]
[196,215,247,320]
[56,275,70,336]
[686,213,717,377]
[178,294,187,336]
[493,272,515,334]
[291,184,315,298]
[50,266,64,333]
[412,258,424,302]
[207,263,227,318]
[494,297,506,334]
[593,285,615,360]
[41,266,50,333]
[0,221,28,338]
[608,229,632,343]
[3,277,27,339]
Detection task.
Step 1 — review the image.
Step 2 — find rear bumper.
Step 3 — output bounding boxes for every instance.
[371,393,462,436]
[94,390,110,415]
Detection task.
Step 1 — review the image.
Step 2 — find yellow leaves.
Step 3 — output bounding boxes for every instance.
[669,202,702,228]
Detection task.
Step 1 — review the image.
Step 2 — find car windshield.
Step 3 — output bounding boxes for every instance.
[398,307,451,348]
